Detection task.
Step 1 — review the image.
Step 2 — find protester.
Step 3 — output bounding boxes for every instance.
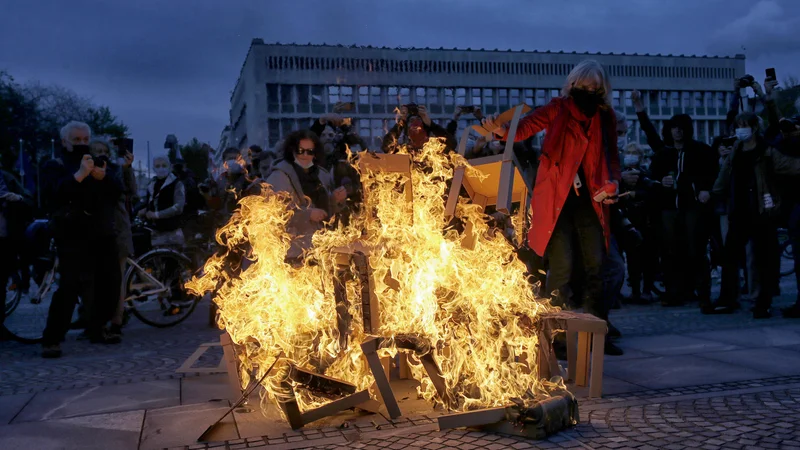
[708,110,800,318]
[138,154,186,247]
[89,138,136,336]
[481,59,623,355]
[40,121,123,357]
[633,90,718,309]
[0,172,26,333]
[265,129,347,262]
[382,104,456,153]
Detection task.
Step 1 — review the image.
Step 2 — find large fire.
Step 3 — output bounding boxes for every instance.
[186,139,563,418]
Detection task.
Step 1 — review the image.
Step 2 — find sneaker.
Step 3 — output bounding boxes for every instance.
[604,341,624,356]
[108,324,123,337]
[42,344,63,358]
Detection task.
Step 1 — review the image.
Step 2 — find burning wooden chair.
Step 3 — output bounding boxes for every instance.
[444,104,533,249]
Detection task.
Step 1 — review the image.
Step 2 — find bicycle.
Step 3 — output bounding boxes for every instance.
[2,223,209,343]
[779,228,795,278]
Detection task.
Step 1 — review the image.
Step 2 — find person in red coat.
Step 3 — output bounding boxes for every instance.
[483,60,623,355]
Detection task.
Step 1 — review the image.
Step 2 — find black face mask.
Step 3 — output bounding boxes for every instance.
[570,88,604,118]
[64,144,90,163]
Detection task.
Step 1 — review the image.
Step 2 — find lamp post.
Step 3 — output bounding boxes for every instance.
[51,138,55,159]
[18,139,25,187]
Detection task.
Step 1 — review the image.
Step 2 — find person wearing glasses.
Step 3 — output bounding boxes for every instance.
[481,59,623,356]
[266,129,347,263]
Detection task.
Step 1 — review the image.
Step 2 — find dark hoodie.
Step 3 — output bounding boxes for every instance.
[638,111,719,210]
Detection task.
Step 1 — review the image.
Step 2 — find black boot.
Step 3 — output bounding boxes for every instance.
[607,321,622,338]
[604,340,624,356]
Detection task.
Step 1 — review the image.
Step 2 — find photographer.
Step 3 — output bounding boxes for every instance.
[632,90,718,309]
[89,137,136,337]
[40,121,124,357]
[382,104,456,154]
[138,154,186,247]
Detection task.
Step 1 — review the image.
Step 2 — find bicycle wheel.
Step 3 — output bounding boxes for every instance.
[4,273,23,317]
[3,269,60,344]
[125,248,198,328]
[780,240,795,277]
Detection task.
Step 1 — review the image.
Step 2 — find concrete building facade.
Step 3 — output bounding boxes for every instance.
[221,39,746,159]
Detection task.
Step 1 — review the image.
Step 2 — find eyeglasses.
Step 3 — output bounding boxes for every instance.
[294,148,315,156]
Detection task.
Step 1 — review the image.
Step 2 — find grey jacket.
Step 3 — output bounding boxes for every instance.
[265,160,341,260]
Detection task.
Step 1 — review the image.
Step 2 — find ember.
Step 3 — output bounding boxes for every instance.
[186,137,568,425]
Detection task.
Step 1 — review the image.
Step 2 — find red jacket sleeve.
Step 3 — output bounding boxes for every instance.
[504,99,561,142]
[607,117,622,182]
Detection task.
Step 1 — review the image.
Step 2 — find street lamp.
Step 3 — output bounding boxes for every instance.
[18,139,25,187]
[51,138,55,159]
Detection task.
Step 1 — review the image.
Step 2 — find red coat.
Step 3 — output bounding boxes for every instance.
[508,97,621,256]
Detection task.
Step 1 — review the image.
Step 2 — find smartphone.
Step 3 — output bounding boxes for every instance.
[721,136,737,147]
[766,68,777,82]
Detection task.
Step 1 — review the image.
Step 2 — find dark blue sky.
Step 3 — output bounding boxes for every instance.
[2,0,799,164]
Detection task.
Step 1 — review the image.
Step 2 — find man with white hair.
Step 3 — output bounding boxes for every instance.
[40,121,125,358]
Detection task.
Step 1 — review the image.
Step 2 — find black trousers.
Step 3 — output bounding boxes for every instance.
[545,189,606,319]
[660,207,712,303]
[720,214,779,309]
[0,237,12,326]
[42,236,120,345]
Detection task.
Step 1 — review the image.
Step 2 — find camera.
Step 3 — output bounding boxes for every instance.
[460,105,475,114]
[404,103,419,116]
[737,75,755,88]
[92,154,109,167]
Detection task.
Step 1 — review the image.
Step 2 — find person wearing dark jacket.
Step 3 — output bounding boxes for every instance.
[633,92,718,308]
[382,104,456,154]
[40,121,124,357]
[139,154,186,247]
[710,111,800,318]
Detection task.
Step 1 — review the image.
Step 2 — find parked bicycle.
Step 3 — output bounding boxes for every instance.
[3,219,214,343]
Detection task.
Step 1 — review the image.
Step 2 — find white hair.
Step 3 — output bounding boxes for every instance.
[89,136,116,158]
[60,121,91,141]
[152,152,170,164]
[561,60,612,108]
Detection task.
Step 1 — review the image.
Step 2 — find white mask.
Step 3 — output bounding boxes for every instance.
[154,167,170,179]
[295,159,314,170]
[735,127,753,142]
[617,137,627,151]
[623,155,640,167]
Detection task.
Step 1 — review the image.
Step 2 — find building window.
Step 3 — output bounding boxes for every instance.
[716,92,726,109]
[358,86,370,113]
[550,89,560,102]
[267,83,279,113]
[660,91,668,108]
[311,85,325,114]
[535,89,546,107]
[498,88,509,110]
[510,89,520,106]
[268,119,280,148]
[359,119,370,143]
[400,87,410,105]
[388,87,399,106]
[297,85,309,113]
[281,119,294,140]
[328,86,340,105]
[524,89,534,106]
[682,92,692,111]
[281,85,294,113]
[415,87,426,105]
[428,88,441,113]
[671,92,680,109]
[340,86,353,103]
[694,92,703,108]
[612,91,621,108]
[371,87,384,113]
[624,91,632,107]
[456,88,466,106]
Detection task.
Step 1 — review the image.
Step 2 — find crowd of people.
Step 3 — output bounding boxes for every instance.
[3,58,800,359]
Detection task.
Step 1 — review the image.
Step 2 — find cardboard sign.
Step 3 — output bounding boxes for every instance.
[471,104,532,137]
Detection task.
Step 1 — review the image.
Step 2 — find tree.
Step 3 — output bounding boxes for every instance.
[178,137,210,181]
[0,71,41,168]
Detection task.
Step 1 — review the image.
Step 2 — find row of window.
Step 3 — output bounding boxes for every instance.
[265,55,737,79]
[262,116,727,150]
[264,84,733,116]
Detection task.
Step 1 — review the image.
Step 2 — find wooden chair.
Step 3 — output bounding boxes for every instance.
[444,104,533,249]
